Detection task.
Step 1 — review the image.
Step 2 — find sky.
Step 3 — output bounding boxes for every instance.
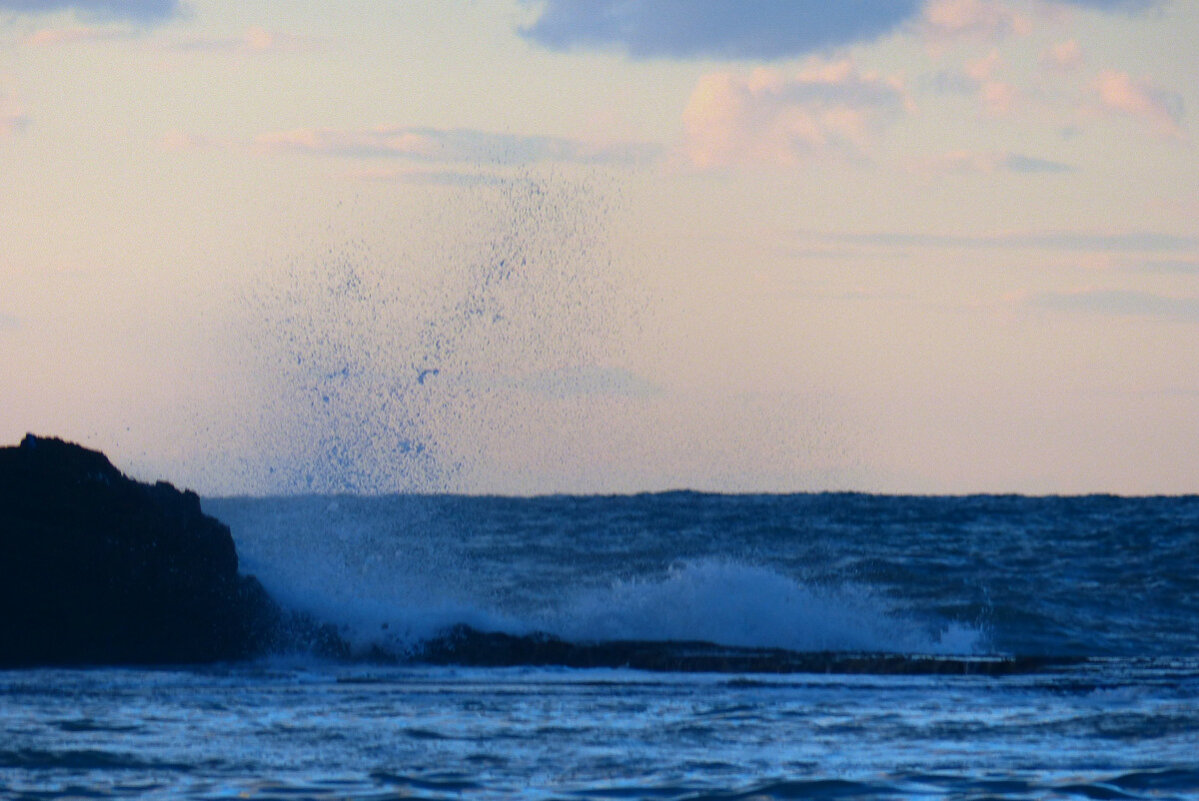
[1,0,1197,495]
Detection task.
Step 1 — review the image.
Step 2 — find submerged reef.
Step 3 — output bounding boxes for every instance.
[0,434,345,667]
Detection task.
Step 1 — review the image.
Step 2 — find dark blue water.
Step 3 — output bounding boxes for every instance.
[4,493,1198,800]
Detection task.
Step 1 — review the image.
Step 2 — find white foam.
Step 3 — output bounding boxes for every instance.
[213,499,985,657]
[538,559,982,654]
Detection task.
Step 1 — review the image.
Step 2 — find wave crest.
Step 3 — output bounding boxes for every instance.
[542,560,983,655]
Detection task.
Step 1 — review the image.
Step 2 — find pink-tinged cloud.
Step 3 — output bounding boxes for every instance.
[23,25,134,46]
[920,0,1033,42]
[243,26,273,52]
[682,61,909,169]
[980,80,1019,116]
[173,27,309,55]
[958,49,1019,116]
[1041,38,1083,71]
[964,48,1002,82]
[1094,70,1184,138]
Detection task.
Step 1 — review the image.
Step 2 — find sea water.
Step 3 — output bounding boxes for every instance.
[3,493,1198,799]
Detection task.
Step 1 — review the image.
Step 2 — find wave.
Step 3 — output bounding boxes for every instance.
[210,498,985,660]
[535,560,984,655]
[255,555,982,659]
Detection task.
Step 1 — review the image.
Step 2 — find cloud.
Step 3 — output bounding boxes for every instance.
[23,22,305,54]
[349,166,508,187]
[1041,38,1083,71]
[159,128,217,151]
[1123,259,1199,275]
[682,60,909,168]
[1032,289,1199,322]
[0,92,27,136]
[521,0,923,59]
[961,50,1020,114]
[173,26,307,54]
[0,0,179,22]
[828,230,1199,251]
[912,150,1075,174]
[1064,0,1164,10]
[923,34,1182,135]
[22,24,135,45]
[979,79,1019,115]
[1004,153,1076,173]
[920,0,1165,44]
[920,0,1033,40]
[255,126,660,166]
[519,1,1168,59]
[1093,70,1185,138]
[924,48,1022,116]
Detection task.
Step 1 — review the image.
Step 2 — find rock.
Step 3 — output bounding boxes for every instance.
[0,434,346,667]
[415,624,1079,676]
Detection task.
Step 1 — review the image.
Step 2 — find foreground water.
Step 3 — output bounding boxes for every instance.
[3,493,1198,799]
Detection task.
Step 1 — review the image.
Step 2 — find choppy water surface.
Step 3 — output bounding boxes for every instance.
[4,493,1199,799]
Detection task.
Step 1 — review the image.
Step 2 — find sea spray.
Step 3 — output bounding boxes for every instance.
[238,168,643,496]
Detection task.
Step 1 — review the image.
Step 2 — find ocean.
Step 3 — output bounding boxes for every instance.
[3,492,1197,800]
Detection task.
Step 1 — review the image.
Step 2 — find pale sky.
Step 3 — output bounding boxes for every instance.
[2,0,1197,495]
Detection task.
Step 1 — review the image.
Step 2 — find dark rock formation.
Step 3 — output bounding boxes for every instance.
[0,434,346,667]
[415,624,1079,676]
